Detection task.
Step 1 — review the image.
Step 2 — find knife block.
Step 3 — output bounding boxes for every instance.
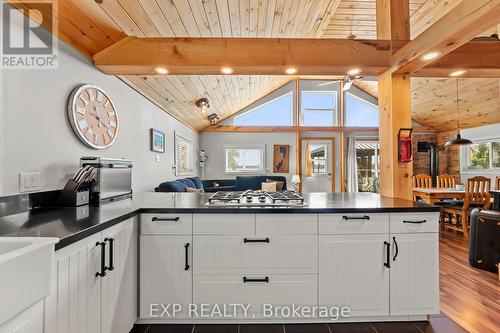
[55,179,91,207]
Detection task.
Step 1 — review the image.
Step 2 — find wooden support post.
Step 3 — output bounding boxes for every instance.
[377,0,413,200]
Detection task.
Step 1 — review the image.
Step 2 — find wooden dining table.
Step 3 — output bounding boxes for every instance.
[413,187,465,204]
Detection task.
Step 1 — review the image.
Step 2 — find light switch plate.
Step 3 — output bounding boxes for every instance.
[19,172,41,192]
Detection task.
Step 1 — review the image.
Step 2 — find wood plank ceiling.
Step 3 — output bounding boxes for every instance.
[11,0,500,132]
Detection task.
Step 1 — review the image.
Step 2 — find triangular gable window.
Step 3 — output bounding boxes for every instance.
[234,92,293,126]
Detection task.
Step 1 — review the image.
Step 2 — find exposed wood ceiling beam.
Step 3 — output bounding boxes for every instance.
[391,0,500,75]
[93,37,403,76]
[414,41,500,78]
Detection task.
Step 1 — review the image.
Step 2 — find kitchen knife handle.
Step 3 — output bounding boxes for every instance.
[95,242,107,277]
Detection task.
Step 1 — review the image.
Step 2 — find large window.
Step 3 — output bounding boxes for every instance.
[355,142,380,193]
[225,145,265,174]
[466,141,500,170]
[300,91,337,126]
[234,92,293,126]
[345,92,379,127]
[175,135,194,176]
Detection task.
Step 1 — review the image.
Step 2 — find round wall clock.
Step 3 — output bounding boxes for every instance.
[67,84,119,149]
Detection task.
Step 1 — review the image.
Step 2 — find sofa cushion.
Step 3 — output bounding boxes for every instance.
[156,180,188,192]
[261,176,287,190]
[177,178,196,188]
[188,177,204,190]
[236,176,263,191]
[204,185,238,193]
[266,178,284,191]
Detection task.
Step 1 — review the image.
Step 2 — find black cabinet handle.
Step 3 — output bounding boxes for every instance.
[392,237,399,261]
[95,241,107,277]
[184,243,190,271]
[384,241,391,268]
[343,215,370,221]
[243,277,269,283]
[152,216,180,222]
[244,237,270,243]
[104,237,114,271]
[403,220,427,224]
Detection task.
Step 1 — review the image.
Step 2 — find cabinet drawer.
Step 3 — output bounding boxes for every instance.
[256,214,317,235]
[319,213,389,234]
[140,214,192,235]
[193,274,317,316]
[390,213,439,233]
[193,214,254,235]
[193,235,317,275]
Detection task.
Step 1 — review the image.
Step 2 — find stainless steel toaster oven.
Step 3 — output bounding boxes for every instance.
[80,157,132,204]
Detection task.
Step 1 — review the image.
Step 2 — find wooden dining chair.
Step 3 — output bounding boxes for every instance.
[442,176,491,237]
[437,174,456,188]
[413,174,433,188]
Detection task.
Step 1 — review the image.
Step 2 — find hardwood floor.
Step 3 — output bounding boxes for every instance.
[131,230,499,333]
[439,230,500,333]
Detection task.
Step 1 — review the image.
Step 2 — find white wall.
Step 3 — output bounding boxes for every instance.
[0,9,199,196]
[459,123,500,184]
[200,132,297,185]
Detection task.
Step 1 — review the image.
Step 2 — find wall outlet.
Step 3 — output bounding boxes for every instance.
[155,154,160,162]
[19,172,41,192]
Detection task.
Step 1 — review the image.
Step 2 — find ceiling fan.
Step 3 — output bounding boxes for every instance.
[318,75,376,91]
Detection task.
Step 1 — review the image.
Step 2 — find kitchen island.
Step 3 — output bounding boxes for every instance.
[0,192,440,330]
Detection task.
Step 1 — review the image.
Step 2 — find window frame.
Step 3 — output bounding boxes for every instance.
[463,140,500,171]
[174,135,195,176]
[233,91,293,126]
[224,144,266,174]
[300,90,338,127]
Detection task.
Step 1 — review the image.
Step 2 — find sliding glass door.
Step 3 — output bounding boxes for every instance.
[355,142,380,193]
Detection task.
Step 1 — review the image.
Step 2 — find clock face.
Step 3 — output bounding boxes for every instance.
[67,84,119,149]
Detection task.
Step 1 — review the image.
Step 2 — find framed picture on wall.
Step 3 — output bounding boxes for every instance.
[150,128,165,153]
[273,144,290,173]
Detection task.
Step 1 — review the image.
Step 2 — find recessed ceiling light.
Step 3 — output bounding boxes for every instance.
[220,67,234,74]
[421,51,441,61]
[449,70,467,77]
[285,67,297,75]
[347,68,361,76]
[154,67,169,75]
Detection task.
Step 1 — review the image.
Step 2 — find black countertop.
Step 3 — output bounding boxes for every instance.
[0,192,439,250]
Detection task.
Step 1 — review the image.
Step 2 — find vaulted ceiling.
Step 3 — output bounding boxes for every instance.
[10,0,500,131]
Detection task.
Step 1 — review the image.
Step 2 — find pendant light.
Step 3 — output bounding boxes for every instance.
[445,79,472,146]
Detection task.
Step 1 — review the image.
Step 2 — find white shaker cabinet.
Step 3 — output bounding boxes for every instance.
[44,218,137,333]
[319,234,390,317]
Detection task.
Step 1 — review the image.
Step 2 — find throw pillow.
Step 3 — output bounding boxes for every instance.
[186,187,204,193]
[261,182,277,192]
[213,181,220,187]
[267,179,284,191]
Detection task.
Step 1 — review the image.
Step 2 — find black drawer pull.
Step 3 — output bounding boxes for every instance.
[244,237,270,243]
[184,243,190,271]
[343,215,370,221]
[104,238,114,271]
[95,241,107,277]
[384,241,391,269]
[403,220,427,224]
[152,216,180,222]
[243,277,269,283]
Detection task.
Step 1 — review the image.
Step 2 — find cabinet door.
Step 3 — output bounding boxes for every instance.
[319,234,390,317]
[101,218,137,333]
[140,235,192,319]
[44,233,102,333]
[390,233,439,315]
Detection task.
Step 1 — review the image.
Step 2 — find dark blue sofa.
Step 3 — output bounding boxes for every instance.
[155,175,287,193]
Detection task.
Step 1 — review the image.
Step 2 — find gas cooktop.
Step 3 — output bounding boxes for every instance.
[206,190,306,207]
